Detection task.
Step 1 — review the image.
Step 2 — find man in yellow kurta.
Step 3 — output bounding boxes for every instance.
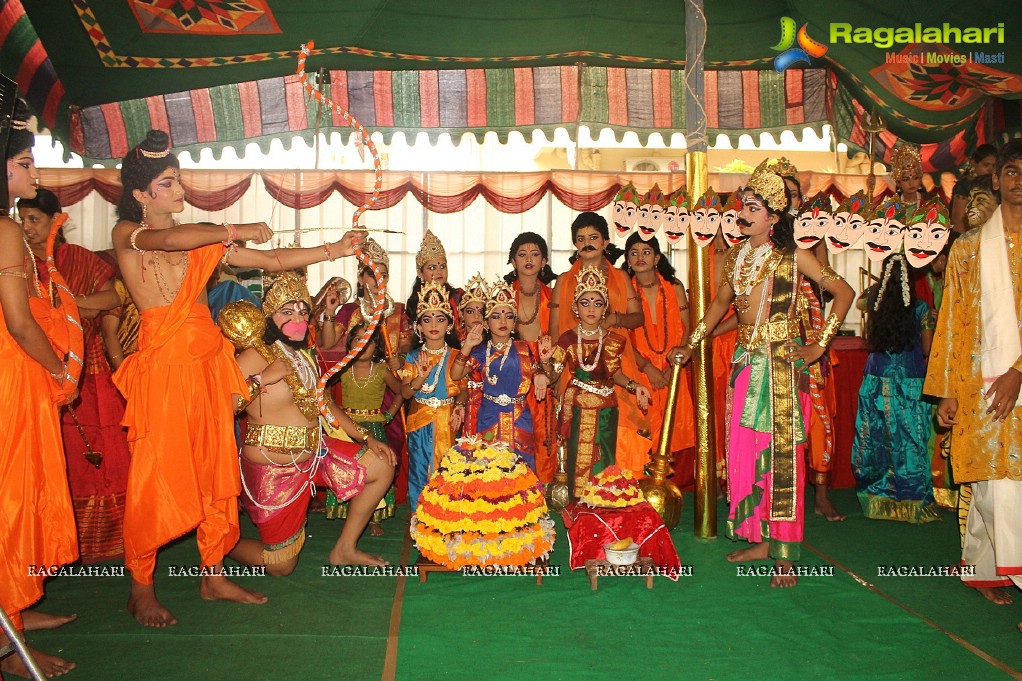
[925,141,1022,613]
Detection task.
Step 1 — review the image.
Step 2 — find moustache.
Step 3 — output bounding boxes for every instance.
[737,218,752,227]
[582,245,599,252]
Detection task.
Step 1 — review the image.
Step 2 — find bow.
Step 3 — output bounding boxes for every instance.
[297,41,390,427]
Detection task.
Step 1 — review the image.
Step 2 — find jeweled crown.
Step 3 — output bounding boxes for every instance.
[574,265,609,302]
[262,270,312,316]
[486,280,517,317]
[746,160,788,213]
[417,279,453,318]
[415,229,447,271]
[890,144,923,182]
[459,273,488,310]
[362,237,389,268]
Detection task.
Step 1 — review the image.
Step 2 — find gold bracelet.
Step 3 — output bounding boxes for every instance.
[816,313,841,348]
[686,320,709,348]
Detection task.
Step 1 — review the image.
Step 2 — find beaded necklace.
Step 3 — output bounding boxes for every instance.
[732,241,775,313]
[349,361,377,390]
[576,324,604,372]
[484,340,512,385]
[360,291,394,322]
[418,347,446,394]
[516,287,540,326]
[152,251,189,304]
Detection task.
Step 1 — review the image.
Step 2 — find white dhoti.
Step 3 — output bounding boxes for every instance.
[962,478,1022,588]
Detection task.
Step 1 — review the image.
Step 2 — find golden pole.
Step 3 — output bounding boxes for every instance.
[687,150,717,539]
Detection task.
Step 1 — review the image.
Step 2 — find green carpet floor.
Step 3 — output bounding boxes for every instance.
[22,488,1022,681]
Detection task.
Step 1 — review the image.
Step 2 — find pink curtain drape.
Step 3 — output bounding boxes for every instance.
[35,169,914,213]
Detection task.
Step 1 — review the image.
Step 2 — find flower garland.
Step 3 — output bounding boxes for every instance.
[578,465,645,508]
[874,253,911,310]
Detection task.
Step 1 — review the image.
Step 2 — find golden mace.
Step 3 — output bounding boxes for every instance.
[639,362,685,529]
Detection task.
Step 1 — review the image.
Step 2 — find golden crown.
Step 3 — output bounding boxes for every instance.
[262,270,312,316]
[574,265,608,302]
[417,279,453,318]
[415,229,447,271]
[764,157,799,181]
[746,160,788,213]
[459,273,489,309]
[361,237,389,268]
[486,280,517,317]
[890,144,922,182]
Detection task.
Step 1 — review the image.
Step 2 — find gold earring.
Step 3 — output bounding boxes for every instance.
[141,202,149,228]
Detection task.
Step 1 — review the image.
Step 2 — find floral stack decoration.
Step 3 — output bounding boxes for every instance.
[578,466,645,509]
[411,438,555,569]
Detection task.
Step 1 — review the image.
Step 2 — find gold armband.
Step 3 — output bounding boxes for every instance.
[686,321,709,348]
[819,264,841,282]
[816,313,841,348]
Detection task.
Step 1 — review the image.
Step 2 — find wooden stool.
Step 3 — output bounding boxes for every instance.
[584,557,656,590]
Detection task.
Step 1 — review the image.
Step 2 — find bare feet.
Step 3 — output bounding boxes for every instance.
[199,575,268,605]
[771,560,799,588]
[814,485,846,521]
[22,610,76,632]
[976,586,1014,605]
[726,542,770,563]
[0,646,76,678]
[329,546,389,566]
[369,521,385,537]
[128,581,177,628]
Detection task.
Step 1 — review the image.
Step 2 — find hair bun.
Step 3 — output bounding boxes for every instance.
[136,130,172,159]
[10,98,31,130]
[143,129,170,150]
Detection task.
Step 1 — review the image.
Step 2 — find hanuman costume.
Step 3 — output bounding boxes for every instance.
[924,205,1022,588]
[404,280,467,512]
[460,280,540,471]
[114,243,249,584]
[237,274,367,564]
[552,266,635,495]
[0,242,79,630]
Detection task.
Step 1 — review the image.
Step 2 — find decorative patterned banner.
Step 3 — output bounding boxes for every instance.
[130,0,281,35]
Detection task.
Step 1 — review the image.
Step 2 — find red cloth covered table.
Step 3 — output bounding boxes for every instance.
[562,501,681,579]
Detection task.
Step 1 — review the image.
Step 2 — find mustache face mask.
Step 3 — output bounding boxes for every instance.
[281,320,309,341]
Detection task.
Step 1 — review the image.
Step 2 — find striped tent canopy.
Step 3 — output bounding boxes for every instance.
[71,66,829,166]
[1,0,1020,168]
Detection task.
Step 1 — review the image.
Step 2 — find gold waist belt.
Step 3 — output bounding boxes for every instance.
[244,423,320,453]
[415,396,454,409]
[569,378,615,397]
[737,319,800,349]
[345,407,382,416]
[483,393,524,407]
